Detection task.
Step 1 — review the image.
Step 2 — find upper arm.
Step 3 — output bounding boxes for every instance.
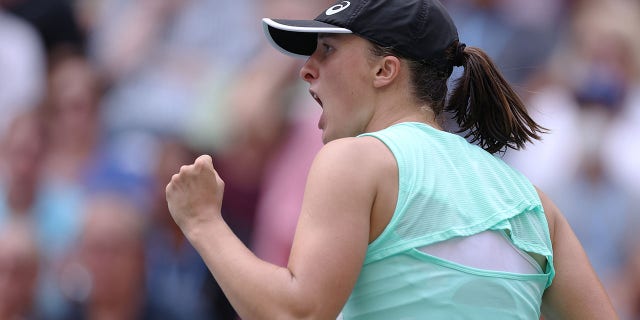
[286,137,390,318]
[537,188,619,319]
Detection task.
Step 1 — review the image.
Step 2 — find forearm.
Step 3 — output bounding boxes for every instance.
[183,216,312,320]
[166,152,370,319]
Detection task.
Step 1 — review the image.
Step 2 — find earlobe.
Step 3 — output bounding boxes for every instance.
[373,56,400,88]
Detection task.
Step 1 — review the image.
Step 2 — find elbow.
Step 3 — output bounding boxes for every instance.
[242,295,337,320]
[282,299,334,320]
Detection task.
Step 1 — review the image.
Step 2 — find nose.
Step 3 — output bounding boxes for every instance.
[299,55,318,83]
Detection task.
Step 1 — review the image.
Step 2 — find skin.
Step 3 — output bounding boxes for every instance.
[166,33,618,319]
[537,188,619,319]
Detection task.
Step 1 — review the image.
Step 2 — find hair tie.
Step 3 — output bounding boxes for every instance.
[453,43,467,67]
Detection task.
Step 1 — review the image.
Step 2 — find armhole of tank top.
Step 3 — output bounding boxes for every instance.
[362,132,407,251]
[500,230,547,273]
[498,230,546,274]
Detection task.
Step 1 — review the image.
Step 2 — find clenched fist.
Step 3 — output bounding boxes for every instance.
[166,155,225,234]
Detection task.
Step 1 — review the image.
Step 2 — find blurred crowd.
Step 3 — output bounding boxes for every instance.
[0,0,638,319]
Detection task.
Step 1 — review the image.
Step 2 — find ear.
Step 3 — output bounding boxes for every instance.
[372,55,401,88]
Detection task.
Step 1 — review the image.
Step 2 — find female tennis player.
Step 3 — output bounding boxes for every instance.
[166,0,618,318]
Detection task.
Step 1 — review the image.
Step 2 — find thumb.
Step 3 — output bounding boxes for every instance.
[194,154,214,170]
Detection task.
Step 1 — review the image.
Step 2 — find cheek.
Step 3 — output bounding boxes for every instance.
[326,83,368,122]
[321,55,374,134]
[328,71,367,111]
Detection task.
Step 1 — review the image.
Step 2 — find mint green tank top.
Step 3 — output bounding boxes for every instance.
[342,122,555,319]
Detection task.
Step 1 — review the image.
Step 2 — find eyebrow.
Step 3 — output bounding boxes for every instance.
[318,33,338,40]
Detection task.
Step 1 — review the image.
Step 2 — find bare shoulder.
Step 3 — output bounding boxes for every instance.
[534,186,558,242]
[306,136,397,214]
[304,136,398,243]
[312,136,396,173]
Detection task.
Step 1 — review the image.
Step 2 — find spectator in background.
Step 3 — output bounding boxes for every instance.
[505,0,640,317]
[37,48,150,260]
[0,8,46,140]
[0,110,47,228]
[145,137,233,319]
[0,4,101,315]
[60,191,149,320]
[0,217,41,320]
[1,0,86,56]
[41,51,103,186]
[0,109,74,319]
[31,50,111,319]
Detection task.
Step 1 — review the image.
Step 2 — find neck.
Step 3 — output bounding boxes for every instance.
[365,93,441,133]
[365,68,443,132]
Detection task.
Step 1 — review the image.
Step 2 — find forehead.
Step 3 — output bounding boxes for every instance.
[318,33,366,45]
[318,33,343,40]
[318,33,373,52]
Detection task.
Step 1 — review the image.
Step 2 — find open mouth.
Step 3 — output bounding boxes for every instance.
[310,90,323,107]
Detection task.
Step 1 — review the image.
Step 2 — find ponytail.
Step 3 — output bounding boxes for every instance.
[446,44,547,154]
[369,40,546,154]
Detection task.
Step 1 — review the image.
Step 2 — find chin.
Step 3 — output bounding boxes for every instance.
[321,130,353,145]
[321,134,332,145]
[321,130,338,145]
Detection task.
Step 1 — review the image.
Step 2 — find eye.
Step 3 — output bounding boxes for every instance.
[322,43,334,54]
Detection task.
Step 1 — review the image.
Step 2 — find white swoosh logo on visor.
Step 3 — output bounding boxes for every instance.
[326,1,350,15]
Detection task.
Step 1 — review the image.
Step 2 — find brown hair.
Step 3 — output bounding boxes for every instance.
[370,41,547,154]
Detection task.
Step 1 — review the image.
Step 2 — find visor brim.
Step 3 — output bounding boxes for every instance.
[262,18,352,58]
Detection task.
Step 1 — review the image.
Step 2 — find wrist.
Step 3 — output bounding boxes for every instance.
[180,210,224,243]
